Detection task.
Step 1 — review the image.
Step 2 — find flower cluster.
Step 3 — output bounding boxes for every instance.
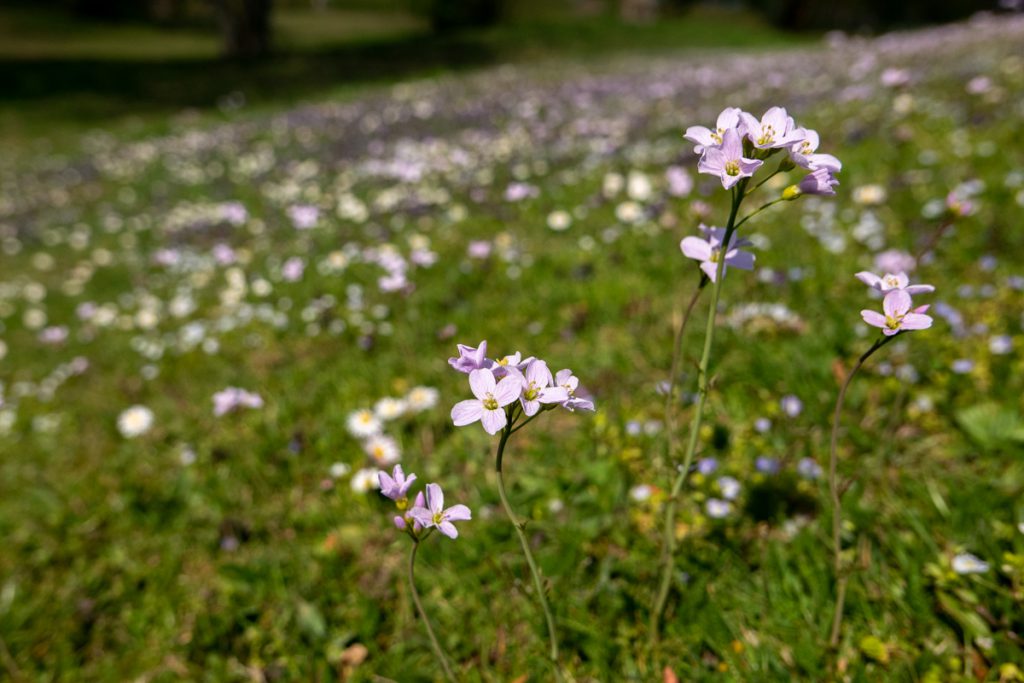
[686,106,841,193]
[343,386,440,492]
[858,271,935,336]
[379,465,471,540]
[448,341,594,434]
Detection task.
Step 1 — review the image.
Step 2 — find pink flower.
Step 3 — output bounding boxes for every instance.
[739,107,804,150]
[451,368,522,434]
[697,128,763,189]
[788,127,842,172]
[861,290,933,336]
[517,360,569,416]
[680,224,755,282]
[684,106,743,154]
[855,271,934,295]
[409,483,472,539]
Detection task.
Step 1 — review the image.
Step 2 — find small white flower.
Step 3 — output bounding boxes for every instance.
[951,552,989,575]
[350,467,381,493]
[329,462,351,479]
[346,409,381,438]
[117,405,154,438]
[547,210,572,232]
[629,484,653,502]
[406,386,439,412]
[373,397,407,421]
[364,434,400,466]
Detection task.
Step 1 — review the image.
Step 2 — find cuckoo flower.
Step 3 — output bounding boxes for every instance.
[697,128,762,189]
[448,340,489,373]
[788,127,842,171]
[518,360,569,416]
[409,483,472,539]
[379,464,417,502]
[798,167,840,196]
[861,290,933,336]
[740,106,805,150]
[451,368,522,434]
[680,224,756,282]
[555,369,596,412]
[393,491,426,531]
[855,271,935,295]
[683,106,743,154]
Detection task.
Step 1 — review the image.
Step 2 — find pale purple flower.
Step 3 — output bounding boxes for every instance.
[717,476,741,501]
[489,352,534,379]
[739,107,804,150]
[281,256,305,282]
[451,368,522,434]
[862,290,933,336]
[875,249,916,274]
[788,128,842,171]
[213,387,264,416]
[697,128,762,189]
[706,498,732,519]
[683,106,743,154]
[680,224,755,282]
[505,182,538,202]
[951,358,974,374]
[379,464,417,501]
[518,360,569,416]
[220,201,248,225]
[780,395,803,418]
[288,204,319,230]
[409,483,472,539]
[880,68,911,88]
[856,271,935,295]
[756,456,780,474]
[665,166,693,197]
[798,168,840,196]
[212,243,236,265]
[696,457,718,475]
[467,240,492,259]
[554,368,595,412]
[797,457,823,479]
[448,340,489,373]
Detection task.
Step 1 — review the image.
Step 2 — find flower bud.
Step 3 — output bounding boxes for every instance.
[782,185,802,201]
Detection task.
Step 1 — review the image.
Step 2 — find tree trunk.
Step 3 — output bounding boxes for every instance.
[213,0,273,59]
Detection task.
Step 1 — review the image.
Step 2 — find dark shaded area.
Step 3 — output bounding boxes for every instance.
[749,0,999,30]
[0,34,497,117]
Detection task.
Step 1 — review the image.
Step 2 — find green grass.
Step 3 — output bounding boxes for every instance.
[1,10,1023,683]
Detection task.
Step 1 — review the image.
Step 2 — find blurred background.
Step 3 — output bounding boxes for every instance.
[0,0,1006,138]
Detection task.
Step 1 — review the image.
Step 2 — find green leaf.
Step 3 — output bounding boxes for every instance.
[955,402,1024,451]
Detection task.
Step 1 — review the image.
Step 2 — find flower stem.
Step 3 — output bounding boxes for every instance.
[733,195,788,231]
[495,425,561,670]
[407,540,457,682]
[828,336,893,649]
[662,275,709,467]
[650,181,746,649]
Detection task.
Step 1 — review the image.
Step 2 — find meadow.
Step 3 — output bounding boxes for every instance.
[1,9,1024,682]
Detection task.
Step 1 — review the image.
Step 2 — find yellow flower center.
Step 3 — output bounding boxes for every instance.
[757,125,776,146]
[483,394,499,410]
[724,161,740,176]
[432,512,443,525]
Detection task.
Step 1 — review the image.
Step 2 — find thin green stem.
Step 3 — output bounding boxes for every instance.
[495,426,561,670]
[733,196,788,231]
[662,275,709,466]
[650,180,746,649]
[407,540,456,682]
[828,336,893,649]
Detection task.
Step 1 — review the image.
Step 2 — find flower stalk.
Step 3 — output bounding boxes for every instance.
[651,180,747,647]
[495,408,561,669]
[407,536,457,682]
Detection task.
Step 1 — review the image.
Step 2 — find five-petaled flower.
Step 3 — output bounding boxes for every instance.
[448,340,490,373]
[861,290,933,336]
[555,369,596,412]
[409,483,472,539]
[680,225,756,282]
[451,368,522,434]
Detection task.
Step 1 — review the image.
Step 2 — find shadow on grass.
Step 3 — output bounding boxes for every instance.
[0,33,499,118]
